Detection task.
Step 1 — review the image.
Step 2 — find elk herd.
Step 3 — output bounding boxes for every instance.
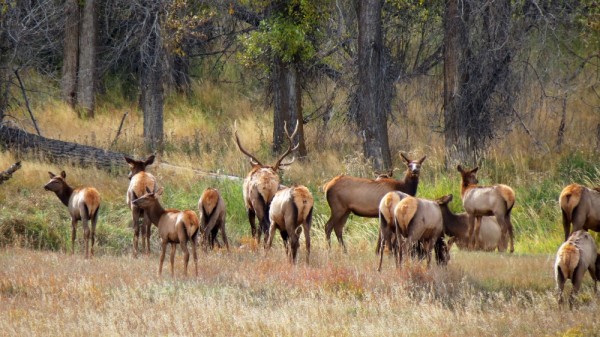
[36,122,600,308]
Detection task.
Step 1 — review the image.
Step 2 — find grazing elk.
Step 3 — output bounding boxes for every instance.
[436,194,508,252]
[559,183,600,241]
[393,196,444,268]
[457,165,516,253]
[266,185,313,264]
[555,230,600,309]
[124,154,158,257]
[198,187,229,251]
[324,153,426,252]
[132,186,200,277]
[234,121,298,245]
[44,171,100,259]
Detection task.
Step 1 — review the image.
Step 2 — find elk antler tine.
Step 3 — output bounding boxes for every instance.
[233,122,263,166]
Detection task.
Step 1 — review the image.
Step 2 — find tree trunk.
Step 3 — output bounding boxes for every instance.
[77,0,96,118]
[272,58,307,157]
[62,0,79,108]
[141,28,164,152]
[0,161,21,185]
[356,0,391,170]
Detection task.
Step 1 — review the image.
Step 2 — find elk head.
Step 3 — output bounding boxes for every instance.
[132,185,163,209]
[44,171,68,193]
[401,153,426,177]
[457,165,479,186]
[124,154,156,180]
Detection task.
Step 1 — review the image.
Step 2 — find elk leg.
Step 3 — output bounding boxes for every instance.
[82,217,90,259]
[90,210,98,257]
[302,222,311,265]
[424,239,433,268]
[132,208,141,258]
[192,233,199,277]
[289,232,300,264]
[266,221,277,251]
[71,218,77,255]
[561,209,571,241]
[571,264,586,310]
[466,214,475,250]
[170,243,176,277]
[220,221,230,252]
[496,211,514,253]
[180,239,190,277]
[159,239,167,276]
[472,216,482,250]
[247,208,257,239]
[325,211,349,251]
[377,226,389,272]
[556,266,566,308]
[143,213,152,255]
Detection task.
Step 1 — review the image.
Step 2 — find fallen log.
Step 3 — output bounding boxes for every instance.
[0,125,127,171]
[0,161,22,185]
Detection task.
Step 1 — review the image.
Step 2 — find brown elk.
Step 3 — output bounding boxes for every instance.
[324,153,426,252]
[393,196,444,268]
[124,154,157,257]
[234,121,298,245]
[44,171,100,259]
[559,183,600,241]
[198,187,229,251]
[266,185,313,264]
[457,165,516,253]
[436,194,508,252]
[555,230,600,309]
[132,186,200,277]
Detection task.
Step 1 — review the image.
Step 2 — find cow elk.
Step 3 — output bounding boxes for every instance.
[266,185,313,264]
[198,187,229,251]
[132,186,200,277]
[436,194,508,252]
[555,230,600,309]
[324,153,426,252]
[124,154,158,257]
[234,121,298,246]
[44,171,100,259]
[393,196,444,268]
[559,183,600,241]
[457,165,515,253]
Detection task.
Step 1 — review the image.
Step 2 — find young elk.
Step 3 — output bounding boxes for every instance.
[377,191,409,271]
[457,165,515,253]
[44,171,100,259]
[436,194,508,252]
[559,183,600,241]
[266,185,314,264]
[132,186,200,277]
[555,230,600,309]
[198,187,229,251]
[324,153,426,252]
[394,196,444,268]
[124,154,158,257]
[234,121,298,246]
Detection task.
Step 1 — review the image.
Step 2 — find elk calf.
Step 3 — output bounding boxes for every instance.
[132,187,199,277]
[124,154,158,257]
[555,230,600,309]
[44,171,100,258]
[198,187,229,251]
[266,185,314,264]
[559,183,600,241]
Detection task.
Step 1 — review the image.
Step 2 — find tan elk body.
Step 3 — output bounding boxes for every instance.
[323,154,426,252]
[44,171,100,258]
[198,187,229,251]
[124,155,158,257]
[559,184,600,241]
[555,230,600,309]
[377,191,410,271]
[266,185,314,264]
[235,121,298,245]
[437,194,507,252]
[457,165,515,252]
[132,187,199,277]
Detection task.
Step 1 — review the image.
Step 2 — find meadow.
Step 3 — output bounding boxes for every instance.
[1,74,600,336]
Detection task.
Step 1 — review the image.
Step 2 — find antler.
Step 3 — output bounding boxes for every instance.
[233,121,263,166]
[273,120,300,169]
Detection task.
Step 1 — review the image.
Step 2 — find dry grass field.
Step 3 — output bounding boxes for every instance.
[1,245,598,336]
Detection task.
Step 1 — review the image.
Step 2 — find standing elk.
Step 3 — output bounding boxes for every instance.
[393,196,444,268]
[559,183,600,241]
[132,186,200,277]
[457,165,516,253]
[198,187,229,251]
[124,154,157,257]
[324,153,426,252]
[555,230,600,309]
[234,121,298,246]
[436,194,508,252]
[266,185,314,264]
[44,171,100,259]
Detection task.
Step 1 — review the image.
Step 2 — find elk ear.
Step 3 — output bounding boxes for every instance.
[145,154,155,166]
[132,191,138,200]
[155,186,164,197]
[457,165,464,173]
[418,156,427,164]
[60,171,66,179]
[145,186,152,194]
[48,171,55,178]
[124,156,135,165]
[400,153,410,164]
[471,167,479,174]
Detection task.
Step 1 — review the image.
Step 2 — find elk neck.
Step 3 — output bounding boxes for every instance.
[397,169,419,196]
[439,205,467,238]
[54,184,75,207]
[460,183,478,199]
[144,199,166,226]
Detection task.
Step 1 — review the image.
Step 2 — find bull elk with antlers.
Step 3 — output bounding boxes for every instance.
[235,121,299,245]
[323,153,426,252]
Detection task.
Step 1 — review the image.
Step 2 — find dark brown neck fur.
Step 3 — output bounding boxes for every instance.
[395,169,419,196]
[53,184,74,207]
[439,205,468,238]
[144,200,166,226]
